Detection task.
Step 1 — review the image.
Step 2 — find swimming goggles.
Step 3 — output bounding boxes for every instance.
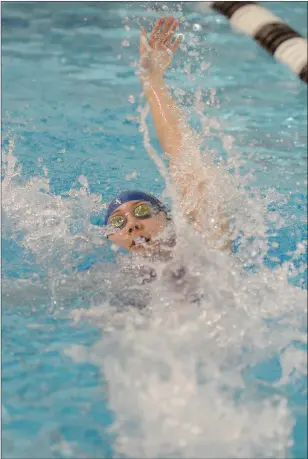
[106,203,159,232]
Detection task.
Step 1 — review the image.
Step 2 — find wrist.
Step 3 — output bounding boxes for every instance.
[141,73,164,92]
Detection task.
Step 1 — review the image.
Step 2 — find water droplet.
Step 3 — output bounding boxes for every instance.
[193,23,202,32]
[201,62,210,71]
[128,95,135,104]
[78,175,89,189]
[125,171,137,181]
[121,40,130,47]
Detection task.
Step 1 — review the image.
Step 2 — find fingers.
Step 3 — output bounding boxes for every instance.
[148,17,164,47]
[164,19,179,47]
[149,17,179,48]
[161,16,174,37]
[171,34,183,53]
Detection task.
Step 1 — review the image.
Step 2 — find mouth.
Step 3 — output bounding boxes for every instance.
[131,236,151,248]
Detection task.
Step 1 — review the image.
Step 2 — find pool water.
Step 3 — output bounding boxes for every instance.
[2,2,307,458]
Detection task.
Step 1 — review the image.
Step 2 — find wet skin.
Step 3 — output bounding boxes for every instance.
[107,200,168,253]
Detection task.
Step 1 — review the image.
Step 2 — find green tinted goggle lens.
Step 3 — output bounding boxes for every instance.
[134,203,153,218]
[108,215,125,228]
[108,203,154,229]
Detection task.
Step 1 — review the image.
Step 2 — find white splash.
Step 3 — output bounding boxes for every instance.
[2,71,307,459]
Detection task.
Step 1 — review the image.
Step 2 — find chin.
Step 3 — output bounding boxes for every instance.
[130,245,145,252]
[131,243,152,253]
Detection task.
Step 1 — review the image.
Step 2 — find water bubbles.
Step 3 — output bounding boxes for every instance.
[124,25,130,32]
[78,175,89,193]
[125,171,137,181]
[191,425,202,435]
[297,242,306,251]
[268,212,279,223]
[174,88,185,97]
[128,95,135,104]
[121,40,130,48]
[193,23,202,32]
[188,50,199,58]
[201,62,210,71]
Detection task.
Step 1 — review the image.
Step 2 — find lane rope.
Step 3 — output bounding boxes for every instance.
[209,1,307,84]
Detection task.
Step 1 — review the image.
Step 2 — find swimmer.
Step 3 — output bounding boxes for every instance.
[104,17,228,255]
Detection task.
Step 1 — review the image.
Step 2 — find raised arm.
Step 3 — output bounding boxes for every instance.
[140,17,185,168]
[139,17,230,249]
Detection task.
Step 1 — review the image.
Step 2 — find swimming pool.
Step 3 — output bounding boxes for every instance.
[2,2,307,458]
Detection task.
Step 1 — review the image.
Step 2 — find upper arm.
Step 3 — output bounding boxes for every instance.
[168,149,231,250]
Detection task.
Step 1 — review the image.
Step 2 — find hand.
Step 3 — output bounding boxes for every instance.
[139,17,182,82]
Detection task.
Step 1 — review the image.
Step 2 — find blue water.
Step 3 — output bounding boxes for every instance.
[2,2,307,458]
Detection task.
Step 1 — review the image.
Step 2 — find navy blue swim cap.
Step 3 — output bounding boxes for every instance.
[104,190,166,225]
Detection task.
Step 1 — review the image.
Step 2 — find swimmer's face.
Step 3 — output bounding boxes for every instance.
[106,200,167,253]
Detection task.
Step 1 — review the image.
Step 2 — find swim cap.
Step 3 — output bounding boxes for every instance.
[104,190,166,225]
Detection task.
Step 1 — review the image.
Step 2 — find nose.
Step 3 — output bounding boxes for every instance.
[126,215,143,234]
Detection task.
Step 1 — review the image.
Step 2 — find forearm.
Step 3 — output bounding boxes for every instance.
[143,75,184,160]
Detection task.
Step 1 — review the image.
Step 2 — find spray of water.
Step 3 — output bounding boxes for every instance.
[2,12,307,458]
[64,95,306,458]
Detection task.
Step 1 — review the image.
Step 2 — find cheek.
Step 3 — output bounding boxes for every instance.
[108,232,130,249]
[144,215,166,234]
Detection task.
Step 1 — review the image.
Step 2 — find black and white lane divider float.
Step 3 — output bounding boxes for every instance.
[209,1,307,84]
